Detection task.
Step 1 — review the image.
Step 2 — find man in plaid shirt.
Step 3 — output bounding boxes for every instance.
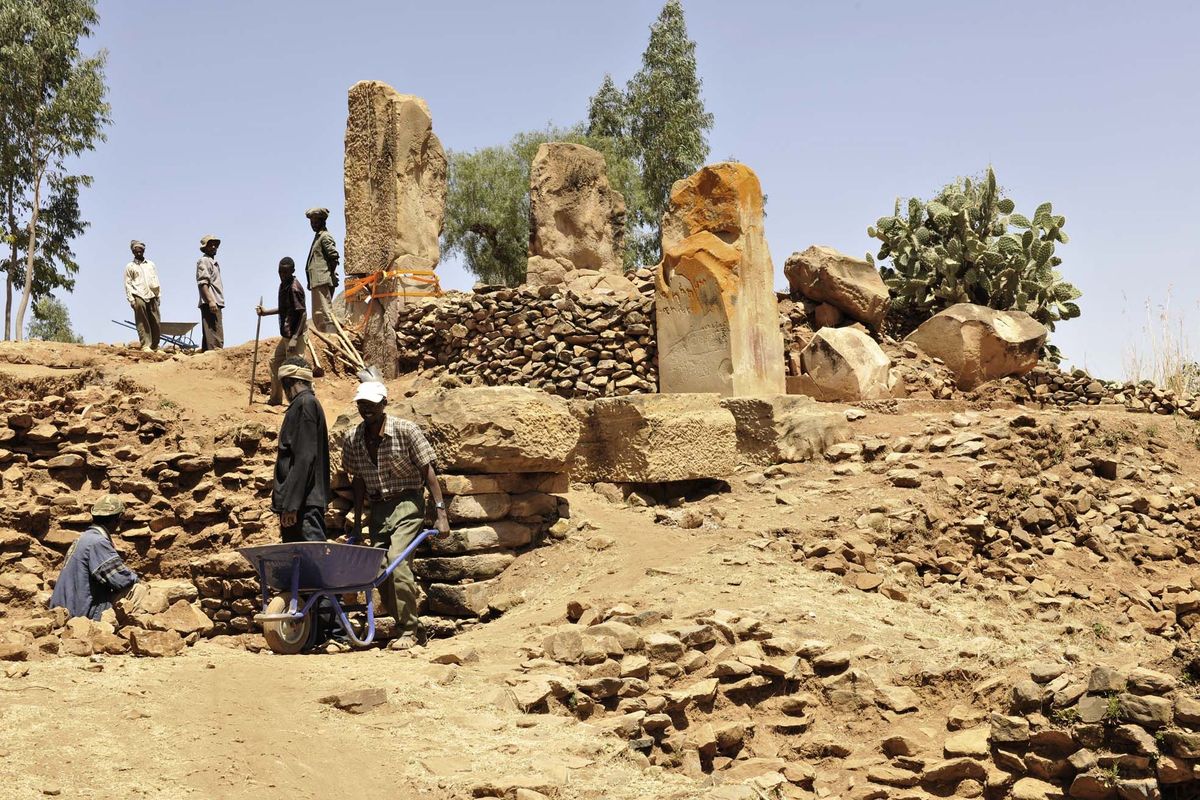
[343,380,449,646]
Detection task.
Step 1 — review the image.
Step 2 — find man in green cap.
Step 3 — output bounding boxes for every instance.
[304,208,340,334]
[49,495,145,621]
[196,235,225,350]
[124,240,161,352]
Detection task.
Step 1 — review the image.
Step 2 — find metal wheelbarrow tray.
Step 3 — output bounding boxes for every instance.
[238,531,434,654]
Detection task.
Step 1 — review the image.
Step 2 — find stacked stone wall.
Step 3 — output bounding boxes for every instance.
[394,278,659,399]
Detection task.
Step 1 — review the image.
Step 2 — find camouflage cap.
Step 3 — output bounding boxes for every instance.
[304,207,329,220]
[200,234,221,247]
[91,494,126,517]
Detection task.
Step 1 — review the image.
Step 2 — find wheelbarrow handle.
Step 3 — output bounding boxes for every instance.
[371,528,438,589]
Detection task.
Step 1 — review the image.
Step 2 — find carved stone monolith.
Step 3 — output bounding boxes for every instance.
[654,162,785,396]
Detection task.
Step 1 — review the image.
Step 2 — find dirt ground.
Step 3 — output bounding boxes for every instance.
[1,340,1196,800]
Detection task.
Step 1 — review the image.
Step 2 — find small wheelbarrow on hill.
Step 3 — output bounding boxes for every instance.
[111,319,200,349]
[238,530,434,654]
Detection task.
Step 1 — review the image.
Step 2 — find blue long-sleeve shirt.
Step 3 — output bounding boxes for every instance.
[48,525,138,620]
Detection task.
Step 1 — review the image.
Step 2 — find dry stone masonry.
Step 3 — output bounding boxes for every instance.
[394,278,658,399]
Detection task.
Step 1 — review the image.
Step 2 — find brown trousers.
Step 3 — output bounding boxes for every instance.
[310,285,334,334]
[132,297,160,349]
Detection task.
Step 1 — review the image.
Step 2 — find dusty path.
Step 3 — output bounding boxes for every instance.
[1,487,1153,800]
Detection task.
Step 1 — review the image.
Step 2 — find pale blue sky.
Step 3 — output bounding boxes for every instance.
[57,0,1200,379]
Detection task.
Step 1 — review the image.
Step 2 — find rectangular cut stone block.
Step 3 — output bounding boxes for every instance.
[571,394,738,483]
[426,522,535,554]
[720,395,851,464]
[426,579,499,617]
[439,472,567,496]
[413,553,515,582]
[655,163,785,396]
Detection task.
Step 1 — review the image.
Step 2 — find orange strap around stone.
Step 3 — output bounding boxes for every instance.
[343,269,443,332]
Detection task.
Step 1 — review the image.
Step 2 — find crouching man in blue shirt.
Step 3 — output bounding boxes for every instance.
[49,495,146,621]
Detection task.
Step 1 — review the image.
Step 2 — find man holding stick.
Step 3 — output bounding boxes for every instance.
[257,257,308,406]
[342,380,449,648]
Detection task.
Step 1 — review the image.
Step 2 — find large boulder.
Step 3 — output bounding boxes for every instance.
[393,387,580,474]
[571,394,738,483]
[343,81,448,377]
[906,303,1047,389]
[794,327,892,401]
[527,142,626,283]
[654,163,785,396]
[720,395,851,464]
[783,245,889,330]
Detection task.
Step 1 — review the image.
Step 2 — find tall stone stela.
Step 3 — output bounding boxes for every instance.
[343,80,447,377]
[526,142,626,289]
[654,162,786,396]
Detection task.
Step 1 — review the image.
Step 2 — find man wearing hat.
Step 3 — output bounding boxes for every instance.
[342,380,449,647]
[196,235,225,351]
[272,355,330,542]
[257,257,308,406]
[49,495,145,621]
[124,240,161,352]
[304,208,340,334]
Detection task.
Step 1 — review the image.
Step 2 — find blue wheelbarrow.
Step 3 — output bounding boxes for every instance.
[238,529,434,654]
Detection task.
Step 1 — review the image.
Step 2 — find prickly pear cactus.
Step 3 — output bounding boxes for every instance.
[867,167,1081,345]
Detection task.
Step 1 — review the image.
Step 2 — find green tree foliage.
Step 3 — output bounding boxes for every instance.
[587,74,628,142]
[443,126,645,286]
[26,294,82,343]
[625,0,713,260]
[0,0,110,341]
[867,167,1081,341]
[1,174,86,338]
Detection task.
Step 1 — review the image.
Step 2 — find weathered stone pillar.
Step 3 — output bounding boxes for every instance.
[526,142,626,290]
[342,80,447,376]
[654,162,786,396]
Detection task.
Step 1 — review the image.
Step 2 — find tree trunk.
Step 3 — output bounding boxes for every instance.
[4,269,11,341]
[13,171,41,343]
[4,239,14,341]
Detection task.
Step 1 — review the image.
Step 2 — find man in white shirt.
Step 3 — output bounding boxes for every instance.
[124,240,161,352]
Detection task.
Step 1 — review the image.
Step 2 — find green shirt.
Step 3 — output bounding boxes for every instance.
[306,229,340,289]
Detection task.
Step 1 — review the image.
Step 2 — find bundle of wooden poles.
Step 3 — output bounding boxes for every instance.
[307,313,366,376]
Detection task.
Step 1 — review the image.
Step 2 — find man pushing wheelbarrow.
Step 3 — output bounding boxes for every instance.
[242,378,450,654]
[340,379,451,650]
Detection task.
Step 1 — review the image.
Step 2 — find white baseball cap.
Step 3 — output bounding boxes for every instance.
[353,381,388,403]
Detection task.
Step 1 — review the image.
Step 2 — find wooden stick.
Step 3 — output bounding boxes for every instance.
[305,333,323,373]
[328,307,366,370]
[248,296,263,405]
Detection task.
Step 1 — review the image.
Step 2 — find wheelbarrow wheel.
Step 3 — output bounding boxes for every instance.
[263,595,312,655]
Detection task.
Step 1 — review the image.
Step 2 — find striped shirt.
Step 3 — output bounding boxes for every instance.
[342,416,437,498]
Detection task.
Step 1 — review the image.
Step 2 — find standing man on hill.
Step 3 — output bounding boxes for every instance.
[342,380,450,648]
[256,257,308,406]
[272,356,330,542]
[304,207,340,334]
[196,235,225,351]
[124,240,161,352]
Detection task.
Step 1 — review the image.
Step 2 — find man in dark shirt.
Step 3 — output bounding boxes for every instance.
[257,257,308,406]
[49,495,142,620]
[272,356,330,542]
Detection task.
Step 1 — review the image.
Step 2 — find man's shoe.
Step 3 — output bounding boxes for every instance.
[140,346,152,353]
